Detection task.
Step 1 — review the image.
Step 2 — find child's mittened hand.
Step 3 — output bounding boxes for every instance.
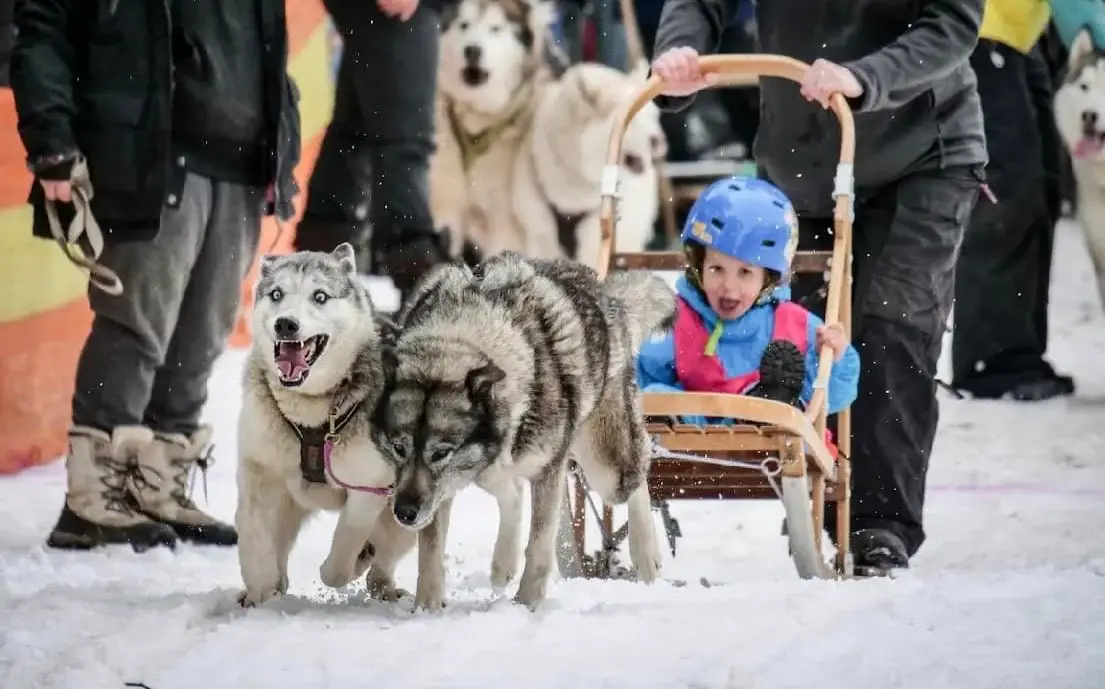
[651,47,718,97]
[816,323,849,361]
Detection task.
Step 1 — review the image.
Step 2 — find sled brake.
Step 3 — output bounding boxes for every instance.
[558,54,858,581]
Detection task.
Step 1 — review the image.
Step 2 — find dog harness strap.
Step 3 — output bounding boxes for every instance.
[286,400,364,485]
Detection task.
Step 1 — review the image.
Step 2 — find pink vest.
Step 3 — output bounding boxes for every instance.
[670,297,838,458]
[673,298,810,395]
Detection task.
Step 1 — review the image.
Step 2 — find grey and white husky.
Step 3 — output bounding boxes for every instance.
[372,252,676,608]
[236,244,414,607]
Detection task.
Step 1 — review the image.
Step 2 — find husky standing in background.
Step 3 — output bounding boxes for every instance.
[372,253,675,609]
[1055,28,1105,314]
[236,244,414,607]
[431,0,663,266]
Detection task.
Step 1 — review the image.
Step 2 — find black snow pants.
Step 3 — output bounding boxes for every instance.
[788,167,981,557]
[295,0,441,278]
[952,40,1063,391]
[0,0,12,87]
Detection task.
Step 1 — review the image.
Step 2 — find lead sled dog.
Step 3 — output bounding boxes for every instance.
[370,252,675,608]
[1054,28,1105,313]
[235,244,415,607]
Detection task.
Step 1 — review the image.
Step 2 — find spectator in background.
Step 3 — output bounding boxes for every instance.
[10,0,300,552]
[651,0,987,574]
[953,0,1105,401]
[293,0,450,300]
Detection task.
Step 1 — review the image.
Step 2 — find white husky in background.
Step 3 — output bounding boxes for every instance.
[430,0,665,267]
[1054,28,1105,312]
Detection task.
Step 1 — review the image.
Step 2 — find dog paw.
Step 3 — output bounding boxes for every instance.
[489,559,518,591]
[512,577,548,610]
[414,581,447,612]
[366,570,410,603]
[319,557,355,589]
[237,588,279,608]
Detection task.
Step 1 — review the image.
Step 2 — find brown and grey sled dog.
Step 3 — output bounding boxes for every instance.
[235,244,414,607]
[372,252,675,608]
[1054,28,1105,313]
[431,0,664,266]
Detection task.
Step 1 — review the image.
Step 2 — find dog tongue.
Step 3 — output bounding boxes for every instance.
[275,342,310,379]
[1074,137,1103,159]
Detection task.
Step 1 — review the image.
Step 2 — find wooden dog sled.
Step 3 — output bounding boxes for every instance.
[557,55,858,581]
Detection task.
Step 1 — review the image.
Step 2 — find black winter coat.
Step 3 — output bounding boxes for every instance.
[10,0,301,241]
[655,0,988,216]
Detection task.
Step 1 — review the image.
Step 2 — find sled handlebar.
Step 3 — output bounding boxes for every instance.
[599,54,856,429]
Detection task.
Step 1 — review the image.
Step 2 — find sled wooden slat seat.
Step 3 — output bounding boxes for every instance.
[613,250,833,274]
[559,53,859,582]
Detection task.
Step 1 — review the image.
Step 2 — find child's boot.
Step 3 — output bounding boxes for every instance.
[128,425,238,546]
[749,340,806,408]
[46,426,179,552]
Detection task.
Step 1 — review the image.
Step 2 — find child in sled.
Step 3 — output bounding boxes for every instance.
[637,176,861,424]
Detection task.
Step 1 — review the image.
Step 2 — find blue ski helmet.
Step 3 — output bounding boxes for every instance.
[680,176,799,275]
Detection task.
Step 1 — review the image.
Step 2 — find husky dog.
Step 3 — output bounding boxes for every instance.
[525,60,667,268]
[373,252,675,609]
[1054,28,1105,312]
[236,244,415,607]
[431,0,663,266]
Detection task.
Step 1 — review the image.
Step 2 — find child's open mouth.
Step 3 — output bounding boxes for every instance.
[716,298,743,317]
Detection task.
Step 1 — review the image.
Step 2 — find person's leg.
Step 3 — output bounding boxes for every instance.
[133,177,263,546]
[330,1,448,296]
[294,52,376,272]
[824,165,980,567]
[952,42,1073,399]
[52,174,217,551]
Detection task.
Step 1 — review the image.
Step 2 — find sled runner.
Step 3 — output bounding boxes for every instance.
[559,54,857,581]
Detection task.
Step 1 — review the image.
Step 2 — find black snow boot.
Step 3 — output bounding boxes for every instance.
[748,340,807,408]
[852,528,910,576]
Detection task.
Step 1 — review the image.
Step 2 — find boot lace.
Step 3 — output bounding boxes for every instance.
[179,444,214,508]
[94,456,144,516]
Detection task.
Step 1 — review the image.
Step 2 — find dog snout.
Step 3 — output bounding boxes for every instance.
[1083,110,1099,130]
[393,495,422,526]
[463,44,482,64]
[274,316,300,340]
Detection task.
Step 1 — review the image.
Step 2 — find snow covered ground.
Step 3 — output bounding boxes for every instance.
[2,221,1105,689]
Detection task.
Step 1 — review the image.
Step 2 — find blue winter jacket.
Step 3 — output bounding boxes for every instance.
[636,277,861,424]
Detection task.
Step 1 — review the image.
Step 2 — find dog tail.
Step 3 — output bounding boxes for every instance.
[602,272,677,351]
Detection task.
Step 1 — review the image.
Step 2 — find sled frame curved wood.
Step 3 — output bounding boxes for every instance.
[560,54,857,581]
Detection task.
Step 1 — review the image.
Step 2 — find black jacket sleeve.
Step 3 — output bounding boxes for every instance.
[10,0,80,173]
[842,0,984,113]
[650,0,731,111]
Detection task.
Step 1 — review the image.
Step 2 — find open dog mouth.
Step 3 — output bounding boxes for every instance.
[1074,131,1105,158]
[461,66,489,87]
[273,335,329,386]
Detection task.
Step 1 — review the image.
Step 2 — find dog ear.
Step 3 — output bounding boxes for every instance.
[331,242,358,274]
[259,254,278,278]
[466,363,506,405]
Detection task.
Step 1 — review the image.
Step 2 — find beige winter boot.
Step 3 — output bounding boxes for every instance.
[128,425,238,546]
[46,426,179,552]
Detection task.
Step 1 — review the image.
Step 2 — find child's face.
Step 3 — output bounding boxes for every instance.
[700,248,767,320]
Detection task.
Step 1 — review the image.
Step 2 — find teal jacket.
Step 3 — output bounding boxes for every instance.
[1051,0,1105,49]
